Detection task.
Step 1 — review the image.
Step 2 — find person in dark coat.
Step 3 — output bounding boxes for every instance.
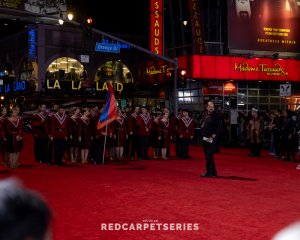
[200,101,219,177]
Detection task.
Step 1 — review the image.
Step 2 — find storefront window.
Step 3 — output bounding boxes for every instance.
[270,97,280,103]
[95,61,132,83]
[270,89,280,96]
[46,57,84,81]
[259,89,269,96]
[259,97,269,103]
[248,89,258,96]
[178,83,204,111]
[236,81,297,112]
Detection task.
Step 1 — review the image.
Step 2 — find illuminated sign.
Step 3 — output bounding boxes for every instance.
[234,62,288,76]
[95,43,120,53]
[101,39,131,49]
[178,55,300,81]
[203,82,237,95]
[145,65,174,76]
[149,0,163,55]
[224,82,237,94]
[46,80,123,94]
[188,0,205,54]
[227,0,300,52]
[28,25,37,62]
[0,0,23,10]
[0,81,27,93]
[138,60,175,84]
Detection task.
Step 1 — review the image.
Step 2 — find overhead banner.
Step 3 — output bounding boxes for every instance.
[227,0,300,52]
[178,55,300,81]
[149,0,163,55]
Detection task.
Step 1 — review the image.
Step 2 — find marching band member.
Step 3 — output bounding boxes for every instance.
[6,106,23,168]
[31,104,48,163]
[50,106,69,166]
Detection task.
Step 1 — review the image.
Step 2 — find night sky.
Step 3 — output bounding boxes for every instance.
[67,0,149,36]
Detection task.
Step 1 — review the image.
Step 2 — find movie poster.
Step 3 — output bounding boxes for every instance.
[227,0,300,52]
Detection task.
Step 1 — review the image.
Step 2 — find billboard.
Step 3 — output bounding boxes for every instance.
[0,0,67,18]
[227,0,300,52]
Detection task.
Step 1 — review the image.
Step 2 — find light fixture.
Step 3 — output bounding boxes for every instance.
[67,12,74,21]
[183,20,188,26]
[58,18,64,25]
[58,13,64,25]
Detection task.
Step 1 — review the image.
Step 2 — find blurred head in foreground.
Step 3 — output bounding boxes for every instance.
[0,178,52,240]
[272,221,300,240]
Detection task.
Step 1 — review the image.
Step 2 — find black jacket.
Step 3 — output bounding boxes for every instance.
[201,111,219,138]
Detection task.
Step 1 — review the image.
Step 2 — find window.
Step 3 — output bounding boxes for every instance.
[47,57,84,81]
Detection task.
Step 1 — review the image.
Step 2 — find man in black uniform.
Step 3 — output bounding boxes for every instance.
[200,101,219,177]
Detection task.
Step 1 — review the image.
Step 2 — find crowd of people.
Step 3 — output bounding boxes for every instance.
[237,108,300,168]
[0,103,300,170]
[0,103,198,168]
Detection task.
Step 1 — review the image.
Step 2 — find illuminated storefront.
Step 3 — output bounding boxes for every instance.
[177,55,300,111]
[0,23,151,111]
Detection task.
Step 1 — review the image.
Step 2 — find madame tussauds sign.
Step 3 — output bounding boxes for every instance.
[234,62,288,76]
[177,55,299,81]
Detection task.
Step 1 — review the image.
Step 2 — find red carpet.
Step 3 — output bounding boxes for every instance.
[1,133,300,240]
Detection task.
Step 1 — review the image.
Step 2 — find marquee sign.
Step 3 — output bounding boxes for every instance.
[178,55,300,81]
[149,0,163,55]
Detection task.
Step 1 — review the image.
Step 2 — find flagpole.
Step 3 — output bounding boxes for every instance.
[102,125,108,165]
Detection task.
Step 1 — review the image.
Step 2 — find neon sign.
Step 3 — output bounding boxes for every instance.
[234,62,288,76]
[28,25,37,62]
[150,0,163,55]
[0,81,27,93]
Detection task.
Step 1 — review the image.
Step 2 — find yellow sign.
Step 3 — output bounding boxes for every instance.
[46,80,123,93]
[234,62,288,76]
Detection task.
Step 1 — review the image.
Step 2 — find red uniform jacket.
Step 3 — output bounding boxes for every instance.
[50,113,69,139]
[31,112,48,139]
[137,113,153,137]
[128,112,139,135]
[178,117,195,139]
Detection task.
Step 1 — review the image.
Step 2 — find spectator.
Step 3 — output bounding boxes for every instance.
[0,178,52,240]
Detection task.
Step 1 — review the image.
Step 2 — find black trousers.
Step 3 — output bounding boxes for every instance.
[203,141,217,176]
[139,136,150,159]
[35,138,48,163]
[128,134,140,159]
[53,139,66,165]
[179,138,190,159]
[95,136,106,164]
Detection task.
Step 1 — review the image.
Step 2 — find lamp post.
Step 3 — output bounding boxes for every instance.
[173,59,179,116]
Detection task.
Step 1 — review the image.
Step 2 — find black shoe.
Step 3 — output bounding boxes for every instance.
[200,173,217,178]
[200,173,212,178]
